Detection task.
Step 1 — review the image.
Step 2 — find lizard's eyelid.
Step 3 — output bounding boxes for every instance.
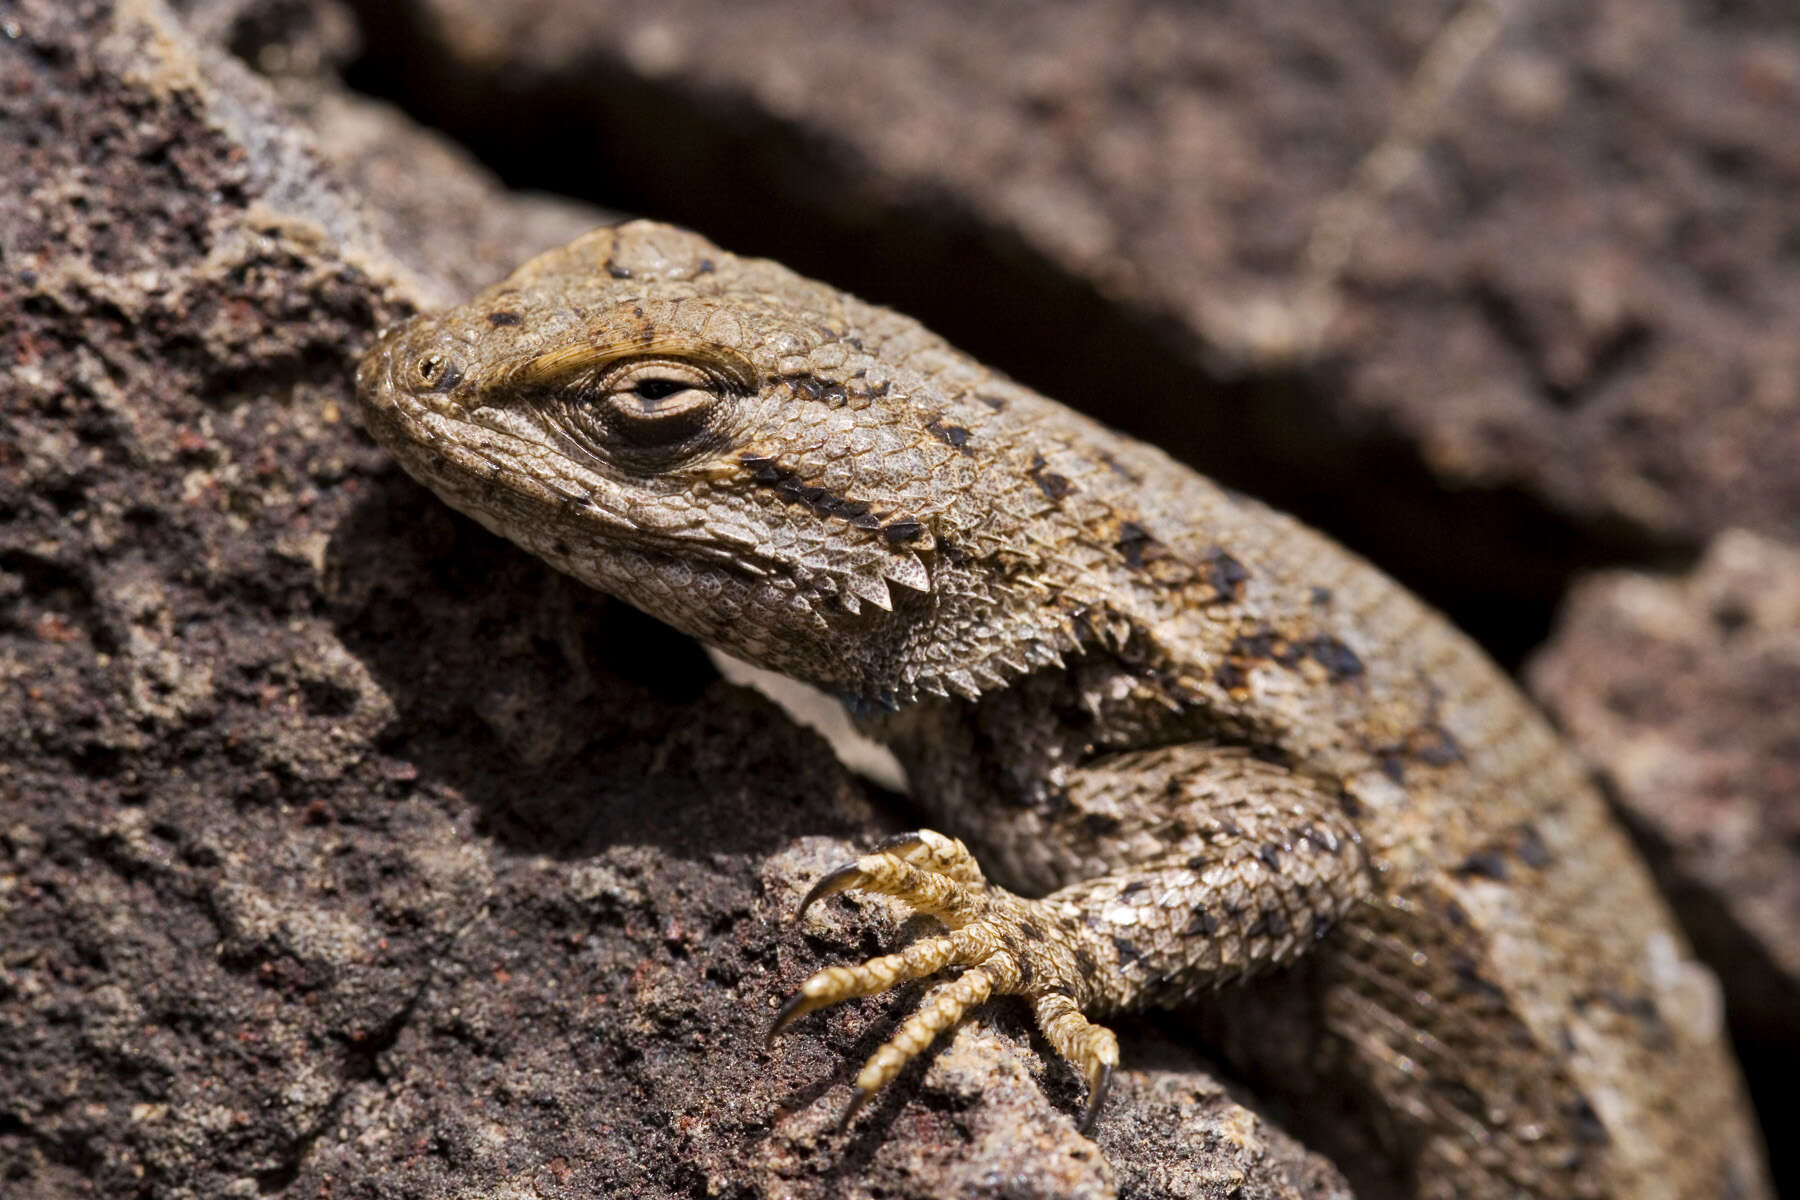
[588,360,727,450]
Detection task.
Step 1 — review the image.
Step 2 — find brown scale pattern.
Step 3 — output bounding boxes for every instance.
[357,220,1769,1198]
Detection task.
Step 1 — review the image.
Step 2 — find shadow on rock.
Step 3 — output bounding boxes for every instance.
[326,468,874,863]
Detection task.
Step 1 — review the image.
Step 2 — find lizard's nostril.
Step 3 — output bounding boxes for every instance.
[412,349,464,393]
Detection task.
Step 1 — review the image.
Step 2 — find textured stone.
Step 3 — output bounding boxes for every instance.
[1531,530,1800,1050]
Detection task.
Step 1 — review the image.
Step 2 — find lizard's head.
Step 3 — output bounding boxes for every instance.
[357,220,1093,704]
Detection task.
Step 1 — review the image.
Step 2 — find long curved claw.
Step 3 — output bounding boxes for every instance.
[869,831,929,857]
[767,990,811,1046]
[799,862,867,920]
[1077,1061,1113,1134]
[837,1085,875,1130]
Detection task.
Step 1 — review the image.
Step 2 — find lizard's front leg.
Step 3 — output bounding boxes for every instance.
[772,746,1371,1126]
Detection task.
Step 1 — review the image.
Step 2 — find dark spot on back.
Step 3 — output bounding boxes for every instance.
[741,455,781,483]
[927,419,972,451]
[883,519,925,544]
[776,372,853,406]
[1305,636,1365,681]
[1248,908,1290,939]
[486,311,522,327]
[1117,522,1164,570]
[1230,630,1285,665]
[1212,661,1249,693]
[1083,812,1122,836]
[1111,936,1143,966]
[1300,825,1342,855]
[1119,880,1149,896]
[697,258,715,274]
[1337,790,1365,819]
[977,393,1007,411]
[1201,548,1251,603]
[1257,843,1282,872]
[609,265,633,279]
[1185,907,1218,936]
[1310,586,1334,606]
[1097,451,1139,482]
[1407,722,1462,766]
[1454,851,1509,881]
[1027,453,1076,501]
[1073,947,1097,974]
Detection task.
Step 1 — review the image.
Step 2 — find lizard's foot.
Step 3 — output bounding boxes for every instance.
[771,829,1120,1129]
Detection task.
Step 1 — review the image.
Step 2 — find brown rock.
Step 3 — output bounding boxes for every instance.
[1530,530,1800,1050]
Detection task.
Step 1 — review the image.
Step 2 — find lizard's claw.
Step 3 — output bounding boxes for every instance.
[775,828,1121,1130]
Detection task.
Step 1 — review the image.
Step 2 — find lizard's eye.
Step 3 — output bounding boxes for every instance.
[591,358,724,448]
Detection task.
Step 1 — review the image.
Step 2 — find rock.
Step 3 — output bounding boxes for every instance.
[1530,530,1800,1050]
[0,3,1351,1196]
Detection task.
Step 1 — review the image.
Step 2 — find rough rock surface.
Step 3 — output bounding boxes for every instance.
[1,3,1352,1197]
[1530,530,1800,1052]
[350,0,1800,664]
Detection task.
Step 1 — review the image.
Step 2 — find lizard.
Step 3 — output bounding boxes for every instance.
[354,220,1771,1199]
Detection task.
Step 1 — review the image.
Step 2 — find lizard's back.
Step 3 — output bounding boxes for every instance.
[869,365,1767,1197]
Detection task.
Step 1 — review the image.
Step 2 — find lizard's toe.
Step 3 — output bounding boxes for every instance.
[1034,990,1121,1131]
[768,926,993,1041]
[797,828,988,920]
[777,828,1121,1127]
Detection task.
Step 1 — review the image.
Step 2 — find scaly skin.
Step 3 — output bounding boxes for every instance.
[356,221,1769,1198]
